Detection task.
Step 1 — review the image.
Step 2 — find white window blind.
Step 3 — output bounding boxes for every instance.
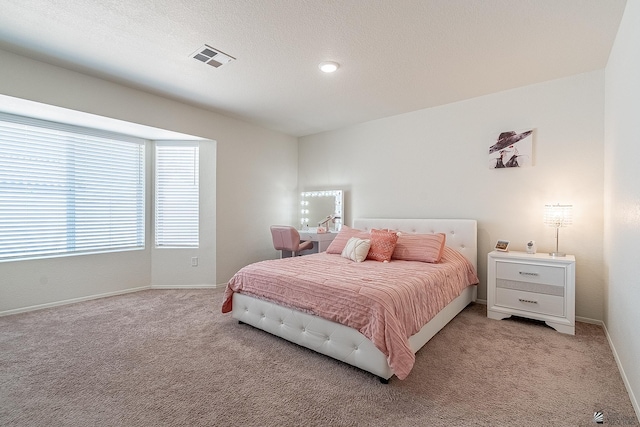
[0,112,146,261]
[155,142,199,248]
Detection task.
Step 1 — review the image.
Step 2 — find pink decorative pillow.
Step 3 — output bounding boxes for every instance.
[326,226,370,254]
[366,229,399,262]
[392,232,446,263]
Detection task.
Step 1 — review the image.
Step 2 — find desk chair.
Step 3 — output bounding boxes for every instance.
[270,225,313,257]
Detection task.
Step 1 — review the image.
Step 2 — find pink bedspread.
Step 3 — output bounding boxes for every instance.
[222,247,478,379]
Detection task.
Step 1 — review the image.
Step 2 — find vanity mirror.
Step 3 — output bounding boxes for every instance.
[299,190,343,231]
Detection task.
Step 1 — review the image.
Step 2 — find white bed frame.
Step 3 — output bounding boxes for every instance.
[231,218,478,382]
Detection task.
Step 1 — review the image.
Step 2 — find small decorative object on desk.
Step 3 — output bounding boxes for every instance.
[316,227,327,234]
[495,240,510,252]
[317,214,340,233]
[526,240,537,254]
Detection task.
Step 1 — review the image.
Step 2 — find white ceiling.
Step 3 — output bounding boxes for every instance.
[0,0,627,137]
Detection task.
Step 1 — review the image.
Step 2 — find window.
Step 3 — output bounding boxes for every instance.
[154,142,199,248]
[0,113,146,261]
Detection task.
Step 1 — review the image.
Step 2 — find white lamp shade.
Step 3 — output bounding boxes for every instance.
[544,204,573,228]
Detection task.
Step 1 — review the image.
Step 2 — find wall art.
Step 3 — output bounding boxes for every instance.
[489,129,533,168]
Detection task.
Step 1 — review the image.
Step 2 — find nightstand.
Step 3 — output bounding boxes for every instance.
[487,251,576,335]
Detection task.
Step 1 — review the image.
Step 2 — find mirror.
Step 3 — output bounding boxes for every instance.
[299,190,343,231]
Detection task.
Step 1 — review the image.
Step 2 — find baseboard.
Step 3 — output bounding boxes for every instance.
[0,285,152,317]
[602,322,640,423]
[576,316,603,325]
[475,298,487,305]
[151,284,218,289]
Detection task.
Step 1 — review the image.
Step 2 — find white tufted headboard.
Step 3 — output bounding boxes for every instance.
[352,218,478,272]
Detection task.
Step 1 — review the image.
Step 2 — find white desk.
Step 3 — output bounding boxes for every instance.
[297,231,337,255]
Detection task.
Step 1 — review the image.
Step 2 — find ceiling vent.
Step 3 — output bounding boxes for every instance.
[191,44,235,68]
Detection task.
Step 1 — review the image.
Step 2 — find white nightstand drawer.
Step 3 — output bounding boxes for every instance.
[496,262,565,286]
[495,288,565,317]
[496,278,564,297]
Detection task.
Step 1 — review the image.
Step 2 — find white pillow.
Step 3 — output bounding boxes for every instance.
[341,237,371,262]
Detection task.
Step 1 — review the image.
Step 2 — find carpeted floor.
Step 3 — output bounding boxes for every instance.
[0,289,637,427]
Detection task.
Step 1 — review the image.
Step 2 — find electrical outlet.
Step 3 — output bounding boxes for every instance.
[191,257,198,267]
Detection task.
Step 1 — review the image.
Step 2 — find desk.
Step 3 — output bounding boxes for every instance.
[296,231,337,255]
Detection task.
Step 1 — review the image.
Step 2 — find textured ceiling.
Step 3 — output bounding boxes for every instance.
[0,0,628,137]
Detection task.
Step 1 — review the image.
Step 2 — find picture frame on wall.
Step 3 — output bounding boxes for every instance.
[489,129,534,169]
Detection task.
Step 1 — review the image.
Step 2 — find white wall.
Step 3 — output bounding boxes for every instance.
[0,49,298,312]
[216,119,299,282]
[151,140,218,288]
[299,71,605,321]
[604,0,640,417]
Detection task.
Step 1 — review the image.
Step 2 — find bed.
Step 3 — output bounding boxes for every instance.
[222,218,478,382]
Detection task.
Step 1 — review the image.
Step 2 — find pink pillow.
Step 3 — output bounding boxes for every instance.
[326,226,370,254]
[366,229,399,262]
[392,232,446,263]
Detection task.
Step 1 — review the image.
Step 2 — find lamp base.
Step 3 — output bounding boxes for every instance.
[549,252,566,257]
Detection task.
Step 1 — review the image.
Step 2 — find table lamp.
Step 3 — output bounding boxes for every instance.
[544,204,573,257]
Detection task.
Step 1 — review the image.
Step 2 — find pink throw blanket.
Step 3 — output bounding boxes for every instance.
[222,248,478,379]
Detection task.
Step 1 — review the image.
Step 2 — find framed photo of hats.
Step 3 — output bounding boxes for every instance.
[489,129,534,169]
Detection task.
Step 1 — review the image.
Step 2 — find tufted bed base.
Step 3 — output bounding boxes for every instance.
[231,218,478,382]
[233,285,476,382]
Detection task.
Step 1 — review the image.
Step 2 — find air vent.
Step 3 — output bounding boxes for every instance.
[191,44,235,68]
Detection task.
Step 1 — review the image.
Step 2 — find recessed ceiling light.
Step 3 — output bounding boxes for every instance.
[319,61,339,73]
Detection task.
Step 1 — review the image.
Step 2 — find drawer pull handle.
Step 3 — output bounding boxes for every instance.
[519,271,539,276]
[519,298,538,304]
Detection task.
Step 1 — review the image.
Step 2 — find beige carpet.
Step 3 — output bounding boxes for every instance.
[0,289,637,427]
